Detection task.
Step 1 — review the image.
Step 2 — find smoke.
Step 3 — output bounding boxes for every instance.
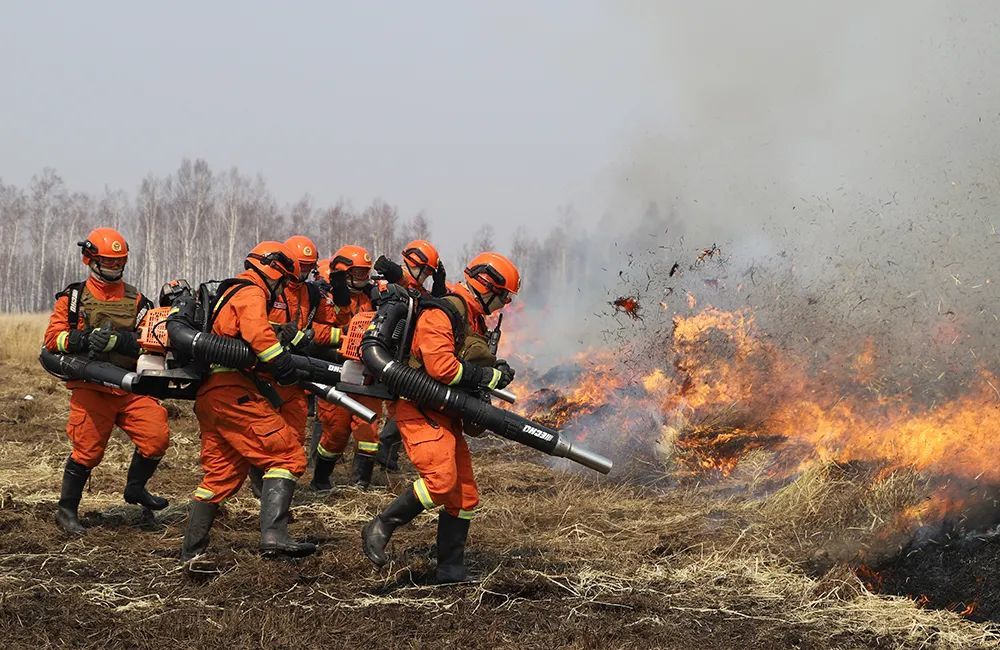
[512,1,1000,391]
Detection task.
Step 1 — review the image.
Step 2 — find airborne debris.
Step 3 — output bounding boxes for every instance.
[669,262,681,277]
[696,243,721,265]
[611,296,642,320]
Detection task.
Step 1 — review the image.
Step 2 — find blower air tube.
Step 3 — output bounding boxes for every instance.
[39,347,138,391]
[359,301,613,475]
[166,297,256,369]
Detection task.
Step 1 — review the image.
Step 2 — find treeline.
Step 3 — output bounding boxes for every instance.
[0,160,609,313]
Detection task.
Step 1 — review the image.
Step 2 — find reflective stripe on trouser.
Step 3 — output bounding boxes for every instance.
[193,385,307,503]
[316,396,382,456]
[396,411,479,518]
[66,386,170,468]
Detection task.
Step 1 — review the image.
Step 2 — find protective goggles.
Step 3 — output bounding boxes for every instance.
[467,263,514,304]
[248,251,296,276]
[403,247,434,271]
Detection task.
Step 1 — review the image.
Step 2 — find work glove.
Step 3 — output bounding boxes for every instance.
[431,262,447,297]
[65,327,94,353]
[493,359,515,389]
[89,328,141,357]
[328,270,351,307]
[456,361,504,393]
[265,350,299,386]
[277,323,313,351]
[373,255,404,283]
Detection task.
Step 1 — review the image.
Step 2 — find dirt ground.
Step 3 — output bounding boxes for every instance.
[1,355,999,649]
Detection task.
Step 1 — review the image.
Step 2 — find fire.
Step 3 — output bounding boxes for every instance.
[516,297,1000,528]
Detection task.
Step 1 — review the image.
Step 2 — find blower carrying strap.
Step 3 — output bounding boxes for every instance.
[59,282,85,330]
[304,281,321,328]
[418,293,469,351]
[204,278,256,331]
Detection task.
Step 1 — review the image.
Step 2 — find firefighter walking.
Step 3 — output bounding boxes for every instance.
[43,228,171,535]
[309,244,385,490]
[180,241,315,560]
[362,252,519,582]
[245,234,349,496]
[372,239,447,472]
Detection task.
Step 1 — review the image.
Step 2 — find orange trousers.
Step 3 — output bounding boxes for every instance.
[193,378,306,504]
[316,395,383,459]
[392,401,478,519]
[275,384,308,446]
[66,387,170,468]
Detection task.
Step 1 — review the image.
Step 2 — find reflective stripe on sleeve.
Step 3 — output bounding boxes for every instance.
[56,331,70,352]
[257,342,284,362]
[448,363,463,386]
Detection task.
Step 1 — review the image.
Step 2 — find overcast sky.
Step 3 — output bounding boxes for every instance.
[0,2,659,252]
[3,2,999,255]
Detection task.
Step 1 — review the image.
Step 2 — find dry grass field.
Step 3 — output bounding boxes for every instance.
[0,314,997,649]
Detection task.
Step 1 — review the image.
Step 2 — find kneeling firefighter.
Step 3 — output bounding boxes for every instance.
[43,228,170,535]
[310,245,386,490]
[372,239,446,472]
[245,235,350,497]
[362,251,519,582]
[181,241,316,561]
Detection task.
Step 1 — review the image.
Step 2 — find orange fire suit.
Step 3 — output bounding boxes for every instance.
[192,271,306,504]
[390,283,489,519]
[44,277,169,468]
[316,288,383,460]
[268,280,341,444]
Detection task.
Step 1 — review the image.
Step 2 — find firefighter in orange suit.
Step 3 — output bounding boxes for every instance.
[309,244,386,490]
[180,241,315,561]
[43,228,170,535]
[245,235,349,497]
[373,239,447,296]
[372,239,447,471]
[362,252,519,582]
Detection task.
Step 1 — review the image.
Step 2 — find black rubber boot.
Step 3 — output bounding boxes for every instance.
[123,449,169,510]
[375,419,402,471]
[180,500,219,561]
[350,453,375,488]
[361,488,425,567]
[310,454,340,491]
[259,477,316,558]
[436,512,471,583]
[248,466,264,499]
[55,456,90,535]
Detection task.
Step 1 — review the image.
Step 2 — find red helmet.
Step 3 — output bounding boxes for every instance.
[402,240,440,274]
[465,252,521,303]
[79,227,128,265]
[285,235,319,280]
[245,241,299,282]
[332,244,373,271]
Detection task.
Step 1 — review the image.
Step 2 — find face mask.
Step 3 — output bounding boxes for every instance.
[89,261,124,282]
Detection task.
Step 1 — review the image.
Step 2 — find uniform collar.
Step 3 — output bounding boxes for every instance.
[452,282,486,320]
[85,275,125,300]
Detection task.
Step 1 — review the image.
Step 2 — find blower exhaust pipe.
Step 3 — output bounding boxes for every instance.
[39,347,139,391]
[301,381,378,424]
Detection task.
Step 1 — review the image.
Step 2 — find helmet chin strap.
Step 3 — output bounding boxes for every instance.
[470,283,497,315]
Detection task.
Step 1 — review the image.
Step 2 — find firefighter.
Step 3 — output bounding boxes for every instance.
[309,244,385,491]
[362,252,519,583]
[372,239,447,471]
[245,235,349,497]
[373,239,447,296]
[180,241,315,560]
[43,228,170,535]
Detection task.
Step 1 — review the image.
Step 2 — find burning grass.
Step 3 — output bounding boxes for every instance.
[1,356,999,649]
